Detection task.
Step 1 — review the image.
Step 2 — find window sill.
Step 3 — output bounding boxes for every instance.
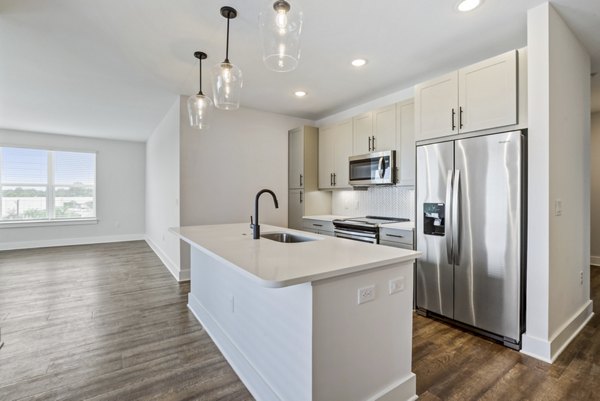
[0,218,98,229]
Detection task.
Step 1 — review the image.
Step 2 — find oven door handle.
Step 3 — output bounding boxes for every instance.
[335,232,377,244]
[334,228,376,238]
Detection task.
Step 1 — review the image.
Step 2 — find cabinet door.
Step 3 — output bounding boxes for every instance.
[352,112,372,155]
[458,50,517,134]
[414,71,459,141]
[396,100,415,186]
[288,189,304,230]
[318,126,335,189]
[333,120,353,189]
[373,105,396,151]
[288,127,304,189]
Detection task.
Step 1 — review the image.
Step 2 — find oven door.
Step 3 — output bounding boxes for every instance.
[349,151,395,186]
[334,228,378,244]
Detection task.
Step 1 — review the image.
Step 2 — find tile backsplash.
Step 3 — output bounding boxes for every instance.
[332,186,415,219]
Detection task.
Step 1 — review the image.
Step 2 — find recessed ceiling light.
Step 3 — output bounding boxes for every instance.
[294,91,307,97]
[351,59,367,67]
[457,0,482,12]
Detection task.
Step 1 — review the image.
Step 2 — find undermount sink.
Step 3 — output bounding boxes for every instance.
[261,232,317,243]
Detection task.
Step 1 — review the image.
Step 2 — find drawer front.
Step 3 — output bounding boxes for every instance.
[303,219,334,233]
[379,228,413,245]
[379,240,413,250]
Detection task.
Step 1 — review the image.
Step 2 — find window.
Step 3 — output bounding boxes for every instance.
[0,146,96,223]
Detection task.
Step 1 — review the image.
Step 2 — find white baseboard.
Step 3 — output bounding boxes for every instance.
[591,256,600,266]
[521,300,594,363]
[0,233,144,251]
[144,236,189,282]
[369,373,417,401]
[188,293,282,401]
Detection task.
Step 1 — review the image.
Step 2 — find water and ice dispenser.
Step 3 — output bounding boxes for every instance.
[423,203,445,236]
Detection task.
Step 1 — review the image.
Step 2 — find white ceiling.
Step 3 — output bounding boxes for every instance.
[1,0,599,141]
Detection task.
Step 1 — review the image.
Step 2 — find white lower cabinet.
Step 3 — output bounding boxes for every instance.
[302,219,335,236]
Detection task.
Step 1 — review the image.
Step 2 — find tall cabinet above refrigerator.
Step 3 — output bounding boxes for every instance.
[415,130,526,349]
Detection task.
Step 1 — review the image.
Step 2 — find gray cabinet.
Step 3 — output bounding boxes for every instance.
[288,126,331,230]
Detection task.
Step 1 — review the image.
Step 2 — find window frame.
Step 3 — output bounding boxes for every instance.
[0,145,97,226]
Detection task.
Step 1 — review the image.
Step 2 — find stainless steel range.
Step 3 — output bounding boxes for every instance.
[332,216,410,244]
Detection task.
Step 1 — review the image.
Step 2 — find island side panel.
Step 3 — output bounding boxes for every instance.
[188,247,313,401]
[312,262,416,401]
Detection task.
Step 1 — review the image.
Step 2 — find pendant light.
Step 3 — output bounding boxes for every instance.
[259,0,303,72]
[212,6,243,110]
[187,51,213,130]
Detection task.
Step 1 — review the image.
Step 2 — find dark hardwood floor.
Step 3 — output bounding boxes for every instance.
[0,241,252,401]
[0,241,598,400]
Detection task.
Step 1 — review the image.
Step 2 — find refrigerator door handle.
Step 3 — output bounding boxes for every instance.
[452,170,461,265]
[445,169,454,264]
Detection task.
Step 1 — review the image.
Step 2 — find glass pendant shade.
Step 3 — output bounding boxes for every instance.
[211,61,243,110]
[187,51,212,130]
[187,93,213,129]
[259,0,303,72]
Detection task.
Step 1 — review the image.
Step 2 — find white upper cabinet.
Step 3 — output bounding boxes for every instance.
[333,120,353,189]
[353,105,396,155]
[319,120,352,189]
[415,49,519,142]
[396,100,415,187]
[353,112,372,155]
[415,71,459,141]
[288,127,304,189]
[458,50,517,133]
[318,125,336,190]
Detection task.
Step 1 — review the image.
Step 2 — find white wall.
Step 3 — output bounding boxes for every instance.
[523,3,593,362]
[179,96,312,270]
[591,112,600,263]
[0,129,145,250]
[145,97,182,280]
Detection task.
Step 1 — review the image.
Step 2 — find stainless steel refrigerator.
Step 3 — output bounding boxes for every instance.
[415,130,526,348]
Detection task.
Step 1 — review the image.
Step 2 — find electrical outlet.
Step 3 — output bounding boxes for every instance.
[389,277,405,294]
[357,285,376,305]
[580,271,584,286]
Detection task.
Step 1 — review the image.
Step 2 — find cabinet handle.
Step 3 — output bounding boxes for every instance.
[386,233,404,238]
[459,107,464,129]
[333,173,337,186]
[299,174,303,187]
[372,136,376,150]
[300,191,303,203]
[368,136,372,152]
[451,108,456,131]
[330,173,333,186]
[313,223,323,227]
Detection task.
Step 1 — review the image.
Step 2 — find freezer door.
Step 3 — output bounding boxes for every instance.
[416,141,455,318]
[453,131,523,341]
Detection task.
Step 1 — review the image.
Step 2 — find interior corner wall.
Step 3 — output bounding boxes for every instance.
[591,112,600,263]
[0,129,145,250]
[523,2,593,362]
[145,96,183,280]
[179,96,312,270]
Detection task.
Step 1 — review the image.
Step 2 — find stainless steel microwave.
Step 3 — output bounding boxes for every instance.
[348,150,396,186]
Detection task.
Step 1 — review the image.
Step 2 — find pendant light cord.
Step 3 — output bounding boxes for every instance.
[224,16,230,63]
[198,58,203,95]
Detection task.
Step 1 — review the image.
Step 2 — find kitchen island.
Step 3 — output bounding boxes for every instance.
[172,223,421,401]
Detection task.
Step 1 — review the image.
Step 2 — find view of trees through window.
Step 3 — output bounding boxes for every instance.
[0,147,96,222]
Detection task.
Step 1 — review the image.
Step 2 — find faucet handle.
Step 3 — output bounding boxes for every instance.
[250,216,254,229]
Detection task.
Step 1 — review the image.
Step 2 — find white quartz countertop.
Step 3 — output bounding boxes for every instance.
[382,221,415,231]
[171,223,421,288]
[302,215,351,222]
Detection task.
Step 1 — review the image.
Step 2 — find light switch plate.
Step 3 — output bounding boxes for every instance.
[389,277,405,294]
